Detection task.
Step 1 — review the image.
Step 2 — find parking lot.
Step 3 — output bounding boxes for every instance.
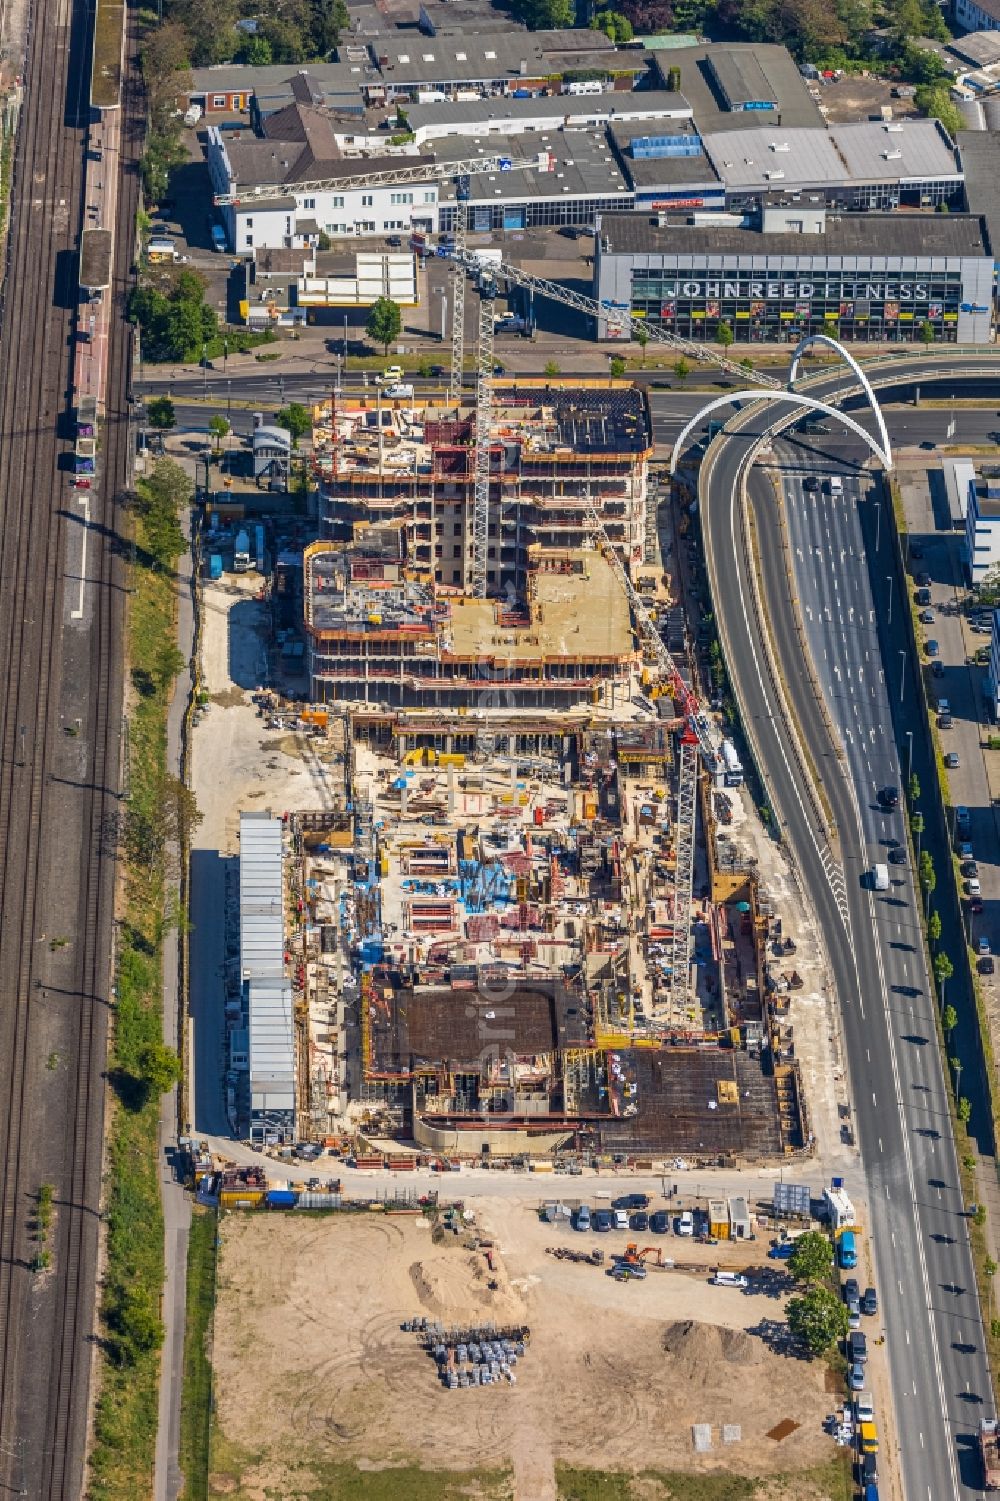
[898,464,1000,985]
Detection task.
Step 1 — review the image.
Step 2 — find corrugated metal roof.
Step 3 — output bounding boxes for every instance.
[240,813,295,1121]
[829,120,959,185]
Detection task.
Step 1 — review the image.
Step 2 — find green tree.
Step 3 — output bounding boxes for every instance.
[739,356,754,376]
[208,414,230,451]
[609,357,626,379]
[919,850,936,914]
[787,1284,849,1356]
[110,1283,165,1366]
[591,8,634,41]
[365,295,402,354]
[929,909,943,949]
[511,0,574,26]
[934,950,954,1006]
[716,321,734,349]
[544,360,561,378]
[911,810,925,860]
[146,396,176,430]
[908,771,920,804]
[136,1041,183,1095]
[788,1230,834,1285]
[920,320,935,345]
[914,85,963,139]
[239,34,273,65]
[276,403,312,447]
[636,327,649,365]
[958,1096,972,1124]
[673,358,690,384]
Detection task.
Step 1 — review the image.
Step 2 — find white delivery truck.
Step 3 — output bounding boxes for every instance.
[871,863,889,891]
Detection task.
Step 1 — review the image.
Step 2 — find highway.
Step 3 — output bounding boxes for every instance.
[701,357,1000,1499]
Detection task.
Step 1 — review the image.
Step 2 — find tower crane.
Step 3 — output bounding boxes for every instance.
[586,504,716,1018]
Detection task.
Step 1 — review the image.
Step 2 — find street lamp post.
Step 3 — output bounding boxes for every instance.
[887,573,893,625]
[899,649,906,705]
[875,500,881,554]
[202,342,208,399]
[906,729,913,782]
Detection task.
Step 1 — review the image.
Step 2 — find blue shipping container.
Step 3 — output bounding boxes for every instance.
[266,1189,297,1208]
[209,554,223,579]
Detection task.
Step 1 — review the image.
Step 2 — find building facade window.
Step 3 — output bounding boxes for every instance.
[213,95,227,108]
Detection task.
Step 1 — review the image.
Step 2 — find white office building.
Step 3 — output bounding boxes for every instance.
[965,467,1000,585]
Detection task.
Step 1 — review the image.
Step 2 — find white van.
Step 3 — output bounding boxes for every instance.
[563,79,604,96]
[712,1271,749,1288]
[872,864,890,892]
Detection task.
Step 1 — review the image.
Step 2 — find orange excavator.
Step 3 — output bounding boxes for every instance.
[622,1242,667,1268]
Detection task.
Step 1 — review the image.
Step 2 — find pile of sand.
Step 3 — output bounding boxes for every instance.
[661,1319,764,1373]
[408,1248,526,1321]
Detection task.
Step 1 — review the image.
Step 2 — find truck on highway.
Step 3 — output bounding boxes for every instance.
[979,1419,1000,1489]
[871,863,889,891]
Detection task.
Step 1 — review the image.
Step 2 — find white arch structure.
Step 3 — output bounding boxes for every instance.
[788,332,893,468]
[668,389,893,475]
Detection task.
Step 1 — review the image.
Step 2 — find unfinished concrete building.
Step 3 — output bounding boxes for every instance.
[303,529,637,709]
[311,383,653,594]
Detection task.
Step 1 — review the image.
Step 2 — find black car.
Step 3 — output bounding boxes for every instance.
[888,847,906,865]
[915,588,931,606]
[803,475,820,492]
[842,1276,860,1303]
[862,1286,878,1316]
[613,1193,649,1210]
[877,786,899,809]
[910,541,924,559]
[385,234,403,248]
[630,1211,649,1232]
[847,1330,868,1364]
[650,1210,670,1233]
[916,571,932,587]
[931,660,945,677]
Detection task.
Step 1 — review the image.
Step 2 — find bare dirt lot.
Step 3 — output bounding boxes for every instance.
[210,1207,852,1501]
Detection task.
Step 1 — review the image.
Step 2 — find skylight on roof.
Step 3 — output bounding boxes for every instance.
[485,50,496,59]
[455,51,467,60]
[398,52,410,62]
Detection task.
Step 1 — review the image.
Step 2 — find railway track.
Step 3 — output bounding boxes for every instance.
[0,0,138,1492]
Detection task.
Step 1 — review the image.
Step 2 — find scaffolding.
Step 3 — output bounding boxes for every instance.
[668,737,698,1014]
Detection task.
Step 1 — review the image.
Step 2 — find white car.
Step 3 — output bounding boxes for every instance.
[677,1211,694,1237]
[613,1208,628,1230]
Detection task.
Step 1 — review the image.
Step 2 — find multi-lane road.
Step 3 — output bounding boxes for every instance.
[701,357,1000,1499]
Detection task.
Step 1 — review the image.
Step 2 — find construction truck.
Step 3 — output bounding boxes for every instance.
[979,1419,1000,1489]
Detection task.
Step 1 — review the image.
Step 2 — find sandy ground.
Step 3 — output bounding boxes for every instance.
[212,1207,849,1501]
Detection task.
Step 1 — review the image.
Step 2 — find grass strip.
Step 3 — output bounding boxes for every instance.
[555,1454,852,1500]
[88,461,191,1499]
[177,1208,217,1501]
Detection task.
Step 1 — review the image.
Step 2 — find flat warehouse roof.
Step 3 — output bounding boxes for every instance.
[651,43,823,133]
[435,130,630,204]
[703,126,844,189]
[706,50,776,108]
[829,121,959,183]
[596,211,989,258]
[407,89,690,133]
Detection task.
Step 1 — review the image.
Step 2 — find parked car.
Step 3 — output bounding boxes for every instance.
[916,571,932,587]
[849,1361,866,1392]
[649,1210,670,1234]
[613,1193,649,1210]
[963,860,979,878]
[968,878,982,897]
[957,806,971,829]
[920,609,935,624]
[613,1208,629,1231]
[971,896,985,915]
[574,1204,591,1231]
[862,1286,878,1316]
[958,839,974,858]
[925,639,940,657]
[630,1211,649,1232]
[768,1239,795,1258]
[848,1330,868,1364]
[593,1209,613,1232]
[385,235,403,247]
[980,936,991,956]
[939,713,953,729]
[936,698,950,715]
[931,660,945,677]
[847,1295,862,1330]
[676,1211,694,1237]
[843,1277,860,1303]
[915,588,932,606]
[944,752,960,768]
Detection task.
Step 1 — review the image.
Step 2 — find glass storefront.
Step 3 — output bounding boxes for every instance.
[625,264,969,343]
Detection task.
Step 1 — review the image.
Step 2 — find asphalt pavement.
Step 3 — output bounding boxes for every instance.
[700,373,998,1500]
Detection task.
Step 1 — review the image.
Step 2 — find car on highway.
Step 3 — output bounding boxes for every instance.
[381,364,404,383]
[925,638,940,656]
[862,1286,878,1316]
[888,847,906,865]
[920,609,935,624]
[944,752,960,769]
[803,475,820,491]
[848,1361,866,1391]
[649,1210,669,1234]
[877,786,899,809]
